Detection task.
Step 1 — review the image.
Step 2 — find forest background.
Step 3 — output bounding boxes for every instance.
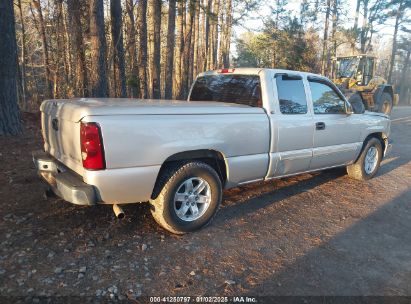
[0,0,410,135]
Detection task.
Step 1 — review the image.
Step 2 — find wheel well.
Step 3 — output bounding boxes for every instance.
[355,132,386,163]
[365,132,386,152]
[156,150,228,187]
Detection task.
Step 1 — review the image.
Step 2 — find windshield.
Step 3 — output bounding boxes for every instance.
[337,58,360,78]
[189,75,262,107]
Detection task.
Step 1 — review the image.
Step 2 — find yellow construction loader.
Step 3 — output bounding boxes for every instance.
[331,55,399,115]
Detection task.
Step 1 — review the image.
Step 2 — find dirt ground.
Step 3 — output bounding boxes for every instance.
[1,107,411,301]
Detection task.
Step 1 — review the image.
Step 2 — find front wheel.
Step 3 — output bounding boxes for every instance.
[346,138,383,180]
[150,161,222,234]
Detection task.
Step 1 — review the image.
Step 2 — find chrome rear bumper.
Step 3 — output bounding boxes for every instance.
[32,151,97,206]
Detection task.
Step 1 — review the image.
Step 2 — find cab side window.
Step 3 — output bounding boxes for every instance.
[309,80,346,114]
[275,74,308,114]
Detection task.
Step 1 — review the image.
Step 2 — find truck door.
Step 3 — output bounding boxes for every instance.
[307,77,363,170]
[267,74,315,177]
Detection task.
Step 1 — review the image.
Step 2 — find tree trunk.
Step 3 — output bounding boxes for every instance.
[192,0,201,81]
[182,0,196,98]
[151,0,162,99]
[198,0,206,72]
[29,49,40,104]
[146,0,153,98]
[67,0,89,97]
[17,0,27,109]
[62,5,72,92]
[327,0,338,76]
[165,0,176,99]
[31,0,53,98]
[174,0,185,99]
[353,0,360,33]
[388,0,404,83]
[360,0,369,53]
[400,47,411,104]
[54,0,64,99]
[137,0,148,98]
[222,0,232,68]
[204,0,212,70]
[321,0,331,75]
[0,0,22,135]
[188,0,199,86]
[331,0,338,56]
[207,0,214,70]
[209,0,219,70]
[89,0,108,97]
[352,0,361,53]
[53,1,72,97]
[110,0,127,97]
[217,0,225,68]
[126,0,138,98]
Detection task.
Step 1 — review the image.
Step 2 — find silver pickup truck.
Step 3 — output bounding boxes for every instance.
[33,68,391,234]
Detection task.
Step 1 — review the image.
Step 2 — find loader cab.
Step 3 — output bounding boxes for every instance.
[332,55,376,87]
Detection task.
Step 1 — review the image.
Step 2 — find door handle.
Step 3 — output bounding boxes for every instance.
[316,122,326,130]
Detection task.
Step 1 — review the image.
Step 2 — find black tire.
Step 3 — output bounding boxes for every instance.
[346,138,383,181]
[377,92,393,115]
[348,94,365,114]
[150,161,222,234]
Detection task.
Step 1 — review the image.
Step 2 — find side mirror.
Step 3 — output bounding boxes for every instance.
[346,101,354,115]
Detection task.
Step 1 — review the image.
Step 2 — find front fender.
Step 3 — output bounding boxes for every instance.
[360,112,391,143]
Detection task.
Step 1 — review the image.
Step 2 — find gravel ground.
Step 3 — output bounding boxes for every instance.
[0,107,411,301]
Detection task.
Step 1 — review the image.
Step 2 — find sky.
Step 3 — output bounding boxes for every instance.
[233,0,399,33]
[231,0,402,56]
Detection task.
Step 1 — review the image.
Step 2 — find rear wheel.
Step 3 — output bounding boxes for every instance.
[150,161,222,234]
[378,92,393,115]
[347,138,383,180]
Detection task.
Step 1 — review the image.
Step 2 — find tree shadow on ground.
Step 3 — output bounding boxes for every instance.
[246,188,411,296]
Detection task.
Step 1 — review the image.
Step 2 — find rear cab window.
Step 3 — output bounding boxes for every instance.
[189,74,262,108]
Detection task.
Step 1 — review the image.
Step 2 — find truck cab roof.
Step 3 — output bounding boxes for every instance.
[198,68,329,81]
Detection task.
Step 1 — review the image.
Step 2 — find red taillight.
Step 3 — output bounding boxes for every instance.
[80,122,105,170]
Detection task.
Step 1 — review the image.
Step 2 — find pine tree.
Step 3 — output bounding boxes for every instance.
[137,0,148,98]
[90,0,108,97]
[151,0,162,99]
[165,0,177,99]
[0,0,22,135]
[67,0,88,97]
[110,0,127,97]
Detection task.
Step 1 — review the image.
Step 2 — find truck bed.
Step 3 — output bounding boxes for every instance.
[41,98,264,122]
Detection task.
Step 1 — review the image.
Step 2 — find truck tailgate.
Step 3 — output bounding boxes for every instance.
[41,100,84,176]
